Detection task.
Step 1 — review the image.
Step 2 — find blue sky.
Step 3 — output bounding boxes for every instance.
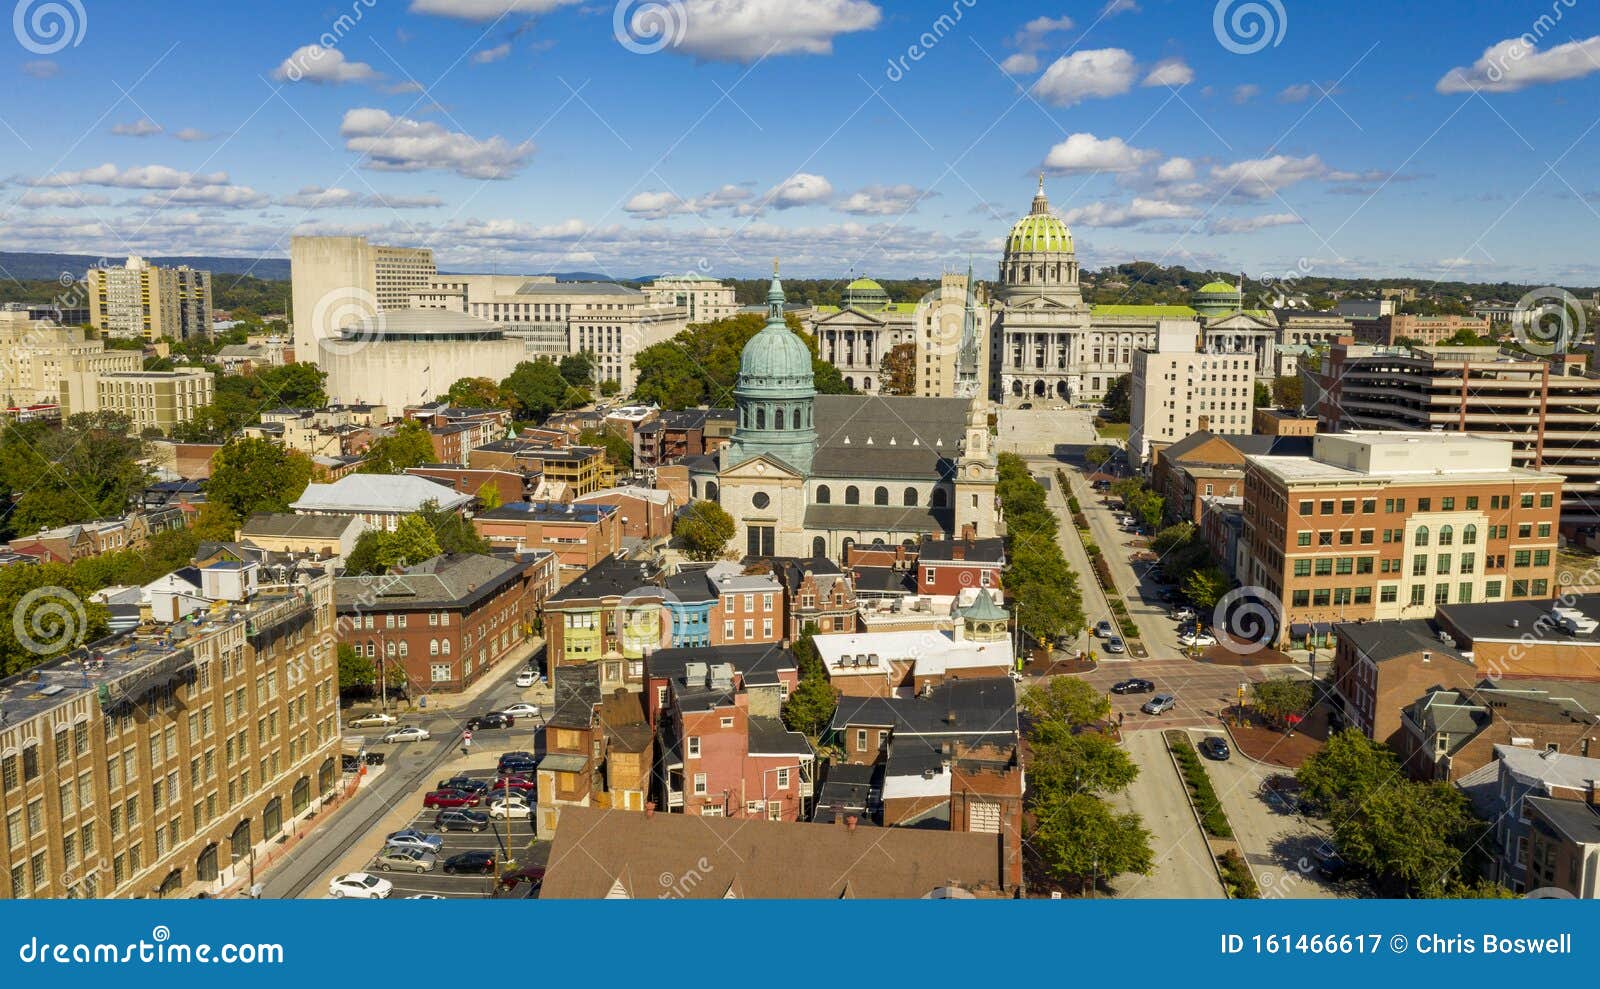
[2,0,1599,283]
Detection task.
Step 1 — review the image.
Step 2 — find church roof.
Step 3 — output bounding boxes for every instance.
[803,504,952,533]
[810,395,970,480]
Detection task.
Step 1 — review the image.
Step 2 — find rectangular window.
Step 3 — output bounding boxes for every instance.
[1541,493,1554,508]
[1521,494,1534,509]
[1418,498,1432,512]
[1362,498,1376,514]
[692,773,707,796]
[856,729,868,752]
[687,736,701,758]
[1312,589,1330,607]
[1293,560,1311,577]
[1410,586,1426,606]
[1435,584,1450,605]
[1380,585,1398,604]
[1297,532,1312,547]
[1466,496,1479,510]
[1441,497,1455,511]
[1291,590,1309,607]
[776,768,790,789]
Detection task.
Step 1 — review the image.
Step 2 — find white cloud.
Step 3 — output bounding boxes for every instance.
[765,173,834,209]
[139,184,270,208]
[272,45,380,84]
[1210,213,1301,234]
[1102,0,1139,14]
[624,184,757,220]
[15,189,109,208]
[1141,57,1193,87]
[368,193,445,209]
[1010,15,1073,51]
[278,185,445,210]
[472,42,512,64]
[1000,52,1039,75]
[408,0,579,20]
[835,184,932,216]
[21,61,58,79]
[1277,83,1312,103]
[29,164,229,190]
[1043,133,1157,173]
[339,108,535,180]
[1062,197,1198,228]
[626,0,881,61]
[1210,154,1327,197]
[172,128,211,142]
[1437,35,1600,94]
[1155,157,1195,182]
[111,118,163,137]
[1033,48,1138,106]
[1231,84,1259,103]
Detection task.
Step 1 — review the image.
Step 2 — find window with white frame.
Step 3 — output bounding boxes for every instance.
[430,664,451,682]
[776,767,790,788]
[692,773,707,795]
[687,736,701,758]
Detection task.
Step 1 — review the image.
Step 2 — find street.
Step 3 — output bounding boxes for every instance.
[1105,729,1224,899]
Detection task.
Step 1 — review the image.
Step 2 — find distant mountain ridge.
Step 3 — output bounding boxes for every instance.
[0,251,291,282]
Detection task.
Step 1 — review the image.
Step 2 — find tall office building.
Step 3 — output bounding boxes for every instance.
[87,257,212,342]
[289,236,436,364]
[1128,319,1252,468]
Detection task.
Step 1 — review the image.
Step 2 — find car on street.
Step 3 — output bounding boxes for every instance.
[383,828,444,853]
[1110,678,1155,694]
[436,776,489,795]
[1312,841,1347,880]
[434,809,490,833]
[1168,607,1195,621]
[1019,402,1033,410]
[1198,736,1231,761]
[328,872,392,899]
[497,752,537,774]
[466,712,515,730]
[442,850,497,875]
[501,702,541,719]
[1104,636,1126,654]
[404,894,445,900]
[373,846,438,874]
[488,800,532,820]
[1093,620,1114,638]
[515,669,537,688]
[1178,631,1217,648]
[423,788,481,809]
[347,712,398,729]
[381,726,431,743]
[1141,694,1177,715]
[489,775,536,793]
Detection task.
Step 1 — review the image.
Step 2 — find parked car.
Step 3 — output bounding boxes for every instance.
[488,775,536,793]
[497,752,537,775]
[1168,607,1196,621]
[1019,402,1033,410]
[1110,678,1155,694]
[328,872,392,899]
[436,776,489,795]
[383,828,443,853]
[1198,736,1231,761]
[501,703,541,719]
[515,669,537,688]
[382,726,431,743]
[1312,841,1347,880]
[1104,636,1126,654]
[1141,694,1177,715]
[423,788,481,809]
[373,846,438,874]
[467,712,515,731]
[1179,631,1217,648]
[443,850,497,875]
[434,809,490,833]
[485,790,529,809]
[488,800,532,820]
[496,867,545,897]
[1093,620,1114,639]
[347,712,398,729]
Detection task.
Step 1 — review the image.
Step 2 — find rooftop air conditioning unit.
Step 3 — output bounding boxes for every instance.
[1552,607,1598,636]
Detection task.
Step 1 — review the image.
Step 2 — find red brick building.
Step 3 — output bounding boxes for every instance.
[575,485,676,542]
[915,534,1005,596]
[473,501,623,585]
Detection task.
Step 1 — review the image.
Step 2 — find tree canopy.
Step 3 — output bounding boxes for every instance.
[359,420,437,475]
[631,312,852,409]
[674,500,736,561]
[206,437,314,524]
[503,360,589,420]
[0,413,151,537]
[997,453,1085,644]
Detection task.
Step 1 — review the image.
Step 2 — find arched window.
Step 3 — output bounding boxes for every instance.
[1463,524,1478,545]
[845,486,860,505]
[1414,526,1429,547]
[429,639,439,656]
[775,409,785,429]
[816,485,831,504]
[263,797,283,838]
[1439,524,1454,546]
[196,844,219,883]
[874,486,889,506]
[385,641,396,657]
[842,537,855,559]
[229,820,251,863]
[157,869,183,898]
[291,777,311,816]
[930,488,948,508]
[903,487,918,506]
[706,481,719,502]
[441,639,451,655]
[755,407,766,429]
[398,641,408,657]
[812,536,826,558]
[318,757,335,793]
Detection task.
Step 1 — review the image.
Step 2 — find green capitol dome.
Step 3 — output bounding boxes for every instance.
[1006,176,1074,254]
[1192,278,1244,318]
[842,276,890,311]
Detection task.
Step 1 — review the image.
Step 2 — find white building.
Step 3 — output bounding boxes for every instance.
[1128,319,1254,468]
[290,473,473,532]
[87,256,213,341]
[317,308,525,410]
[290,235,437,363]
[645,274,739,323]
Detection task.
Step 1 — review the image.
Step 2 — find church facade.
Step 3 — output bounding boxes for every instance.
[716,269,998,560]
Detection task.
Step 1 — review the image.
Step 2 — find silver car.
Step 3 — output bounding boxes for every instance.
[1141,694,1177,715]
[373,846,438,874]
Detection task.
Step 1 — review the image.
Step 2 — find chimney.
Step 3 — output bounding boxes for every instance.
[845,815,858,833]
[645,801,656,818]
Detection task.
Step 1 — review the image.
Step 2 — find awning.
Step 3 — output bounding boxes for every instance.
[1312,623,1333,634]
[537,753,588,773]
[1290,623,1311,636]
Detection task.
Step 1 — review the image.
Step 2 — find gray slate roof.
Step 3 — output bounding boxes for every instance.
[811,395,970,480]
[334,553,524,612]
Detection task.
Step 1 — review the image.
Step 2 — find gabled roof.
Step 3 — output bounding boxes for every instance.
[291,473,472,514]
[333,553,526,612]
[240,512,362,540]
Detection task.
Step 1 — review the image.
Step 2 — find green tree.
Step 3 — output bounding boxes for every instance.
[1180,566,1229,611]
[1253,380,1271,407]
[599,379,621,396]
[344,529,389,576]
[1270,374,1303,410]
[503,360,585,419]
[443,376,513,409]
[1027,729,1139,798]
[1100,374,1132,422]
[207,437,313,522]
[558,352,596,387]
[1333,781,1487,897]
[1251,677,1314,730]
[359,420,437,474]
[337,642,377,694]
[1297,729,1403,815]
[476,481,502,511]
[416,500,490,555]
[379,515,442,569]
[1029,791,1154,889]
[0,413,151,535]
[878,342,916,395]
[252,362,328,408]
[580,428,635,469]
[674,500,736,561]
[1021,676,1112,730]
[1084,445,1115,468]
[781,634,837,738]
[0,563,111,675]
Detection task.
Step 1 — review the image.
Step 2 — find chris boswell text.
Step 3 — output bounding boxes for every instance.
[1221,932,1574,955]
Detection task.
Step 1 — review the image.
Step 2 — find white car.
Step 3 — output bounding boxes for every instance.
[347,712,398,729]
[381,726,431,743]
[1179,631,1218,648]
[488,801,532,820]
[405,893,445,900]
[515,669,537,688]
[501,702,541,719]
[328,872,392,899]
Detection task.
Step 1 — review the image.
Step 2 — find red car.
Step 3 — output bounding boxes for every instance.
[423,788,481,808]
[488,776,536,793]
